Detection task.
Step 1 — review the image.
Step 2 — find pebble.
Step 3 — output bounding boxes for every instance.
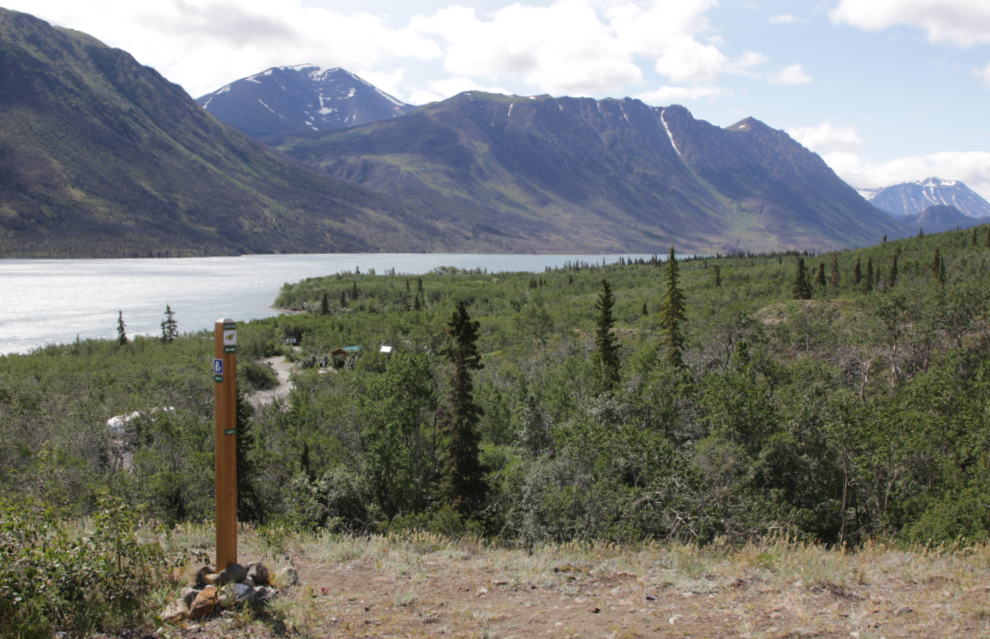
[217,563,247,584]
[279,566,299,586]
[161,598,189,623]
[895,605,913,617]
[248,562,271,586]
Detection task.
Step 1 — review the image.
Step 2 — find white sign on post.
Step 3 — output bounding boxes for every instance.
[223,329,237,353]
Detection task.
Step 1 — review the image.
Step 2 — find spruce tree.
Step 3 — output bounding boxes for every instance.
[713,264,721,287]
[863,257,873,292]
[437,302,487,516]
[816,263,826,287]
[792,257,812,300]
[889,254,898,287]
[658,246,687,367]
[320,292,330,316]
[160,305,178,342]
[352,281,359,301]
[413,294,421,311]
[339,290,347,308]
[117,311,128,345]
[972,228,978,247]
[932,247,941,275]
[593,278,621,389]
[830,254,840,287]
[853,257,862,285]
[235,383,262,523]
[986,227,990,248]
[938,256,946,284]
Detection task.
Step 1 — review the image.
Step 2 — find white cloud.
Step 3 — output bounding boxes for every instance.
[769,63,811,84]
[823,150,990,200]
[636,85,732,103]
[409,0,731,94]
[787,121,864,152]
[830,0,990,47]
[976,62,990,87]
[769,14,799,25]
[10,0,443,98]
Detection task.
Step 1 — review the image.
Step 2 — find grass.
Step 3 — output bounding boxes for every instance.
[147,525,990,637]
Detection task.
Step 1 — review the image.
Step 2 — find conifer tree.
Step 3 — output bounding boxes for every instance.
[413,294,422,311]
[853,257,862,285]
[352,281,359,301]
[437,302,487,516]
[985,227,990,248]
[889,254,898,287]
[918,227,924,237]
[593,278,621,389]
[863,257,873,292]
[417,277,424,293]
[938,256,946,284]
[932,247,941,275]
[658,247,687,367]
[117,311,128,345]
[235,383,263,523]
[160,305,178,342]
[792,257,812,300]
[972,228,978,247]
[320,292,330,316]
[713,264,721,287]
[339,291,347,308]
[816,263,826,287]
[830,254,840,287]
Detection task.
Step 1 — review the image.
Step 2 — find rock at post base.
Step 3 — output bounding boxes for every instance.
[181,587,200,606]
[235,583,258,605]
[162,598,189,623]
[218,563,248,584]
[189,585,219,619]
[194,565,215,589]
[248,562,271,586]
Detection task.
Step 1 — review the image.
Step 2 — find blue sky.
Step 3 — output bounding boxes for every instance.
[10,0,990,197]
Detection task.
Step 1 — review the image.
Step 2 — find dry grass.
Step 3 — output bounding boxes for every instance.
[155,528,990,638]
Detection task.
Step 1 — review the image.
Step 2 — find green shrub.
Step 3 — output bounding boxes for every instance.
[0,490,183,638]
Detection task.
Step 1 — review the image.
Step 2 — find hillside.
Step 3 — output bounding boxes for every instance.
[196,65,417,139]
[269,92,904,253]
[901,204,987,235]
[0,10,458,258]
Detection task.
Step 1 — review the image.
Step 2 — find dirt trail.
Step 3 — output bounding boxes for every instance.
[248,355,294,408]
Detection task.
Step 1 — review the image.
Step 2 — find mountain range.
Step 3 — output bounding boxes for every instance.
[0,8,906,257]
[266,92,903,252]
[195,65,416,139]
[859,177,990,219]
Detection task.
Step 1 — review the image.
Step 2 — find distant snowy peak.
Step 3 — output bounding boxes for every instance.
[195,65,417,139]
[858,177,990,219]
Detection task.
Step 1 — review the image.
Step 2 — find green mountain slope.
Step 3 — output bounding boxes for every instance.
[269,93,903,253]
[0,9,462,257]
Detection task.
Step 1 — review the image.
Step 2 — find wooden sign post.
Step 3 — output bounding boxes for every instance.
[214,318,238,570]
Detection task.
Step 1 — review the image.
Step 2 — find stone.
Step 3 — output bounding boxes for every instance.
[895,605,913,617]
[194,565,215,588]
[278,566,299,586]
[203,573,221,586]
[255,586,279,603]
[476,587,488,597]
[182,587,200,606]
[217,563,248,584]
[235,583,258,605]
[248,562,271,586]
[162,598,189,623]
[217,595,229,609]
[728,577,747,588]
[243,577,256,589]
[189,586,219,620]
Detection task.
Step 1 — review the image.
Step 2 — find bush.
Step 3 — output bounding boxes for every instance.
[241,360,279,391]
[0,490,183,638]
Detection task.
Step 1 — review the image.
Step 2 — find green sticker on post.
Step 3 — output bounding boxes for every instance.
[223,323,236,330]
[214,375,224,382]
[223,346,236,354]
[224,428,237,436]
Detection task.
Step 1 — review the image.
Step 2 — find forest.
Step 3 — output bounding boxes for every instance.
[2,225,990,550]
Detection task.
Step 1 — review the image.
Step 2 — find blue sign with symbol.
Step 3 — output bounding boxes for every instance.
[214,359,224,375]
